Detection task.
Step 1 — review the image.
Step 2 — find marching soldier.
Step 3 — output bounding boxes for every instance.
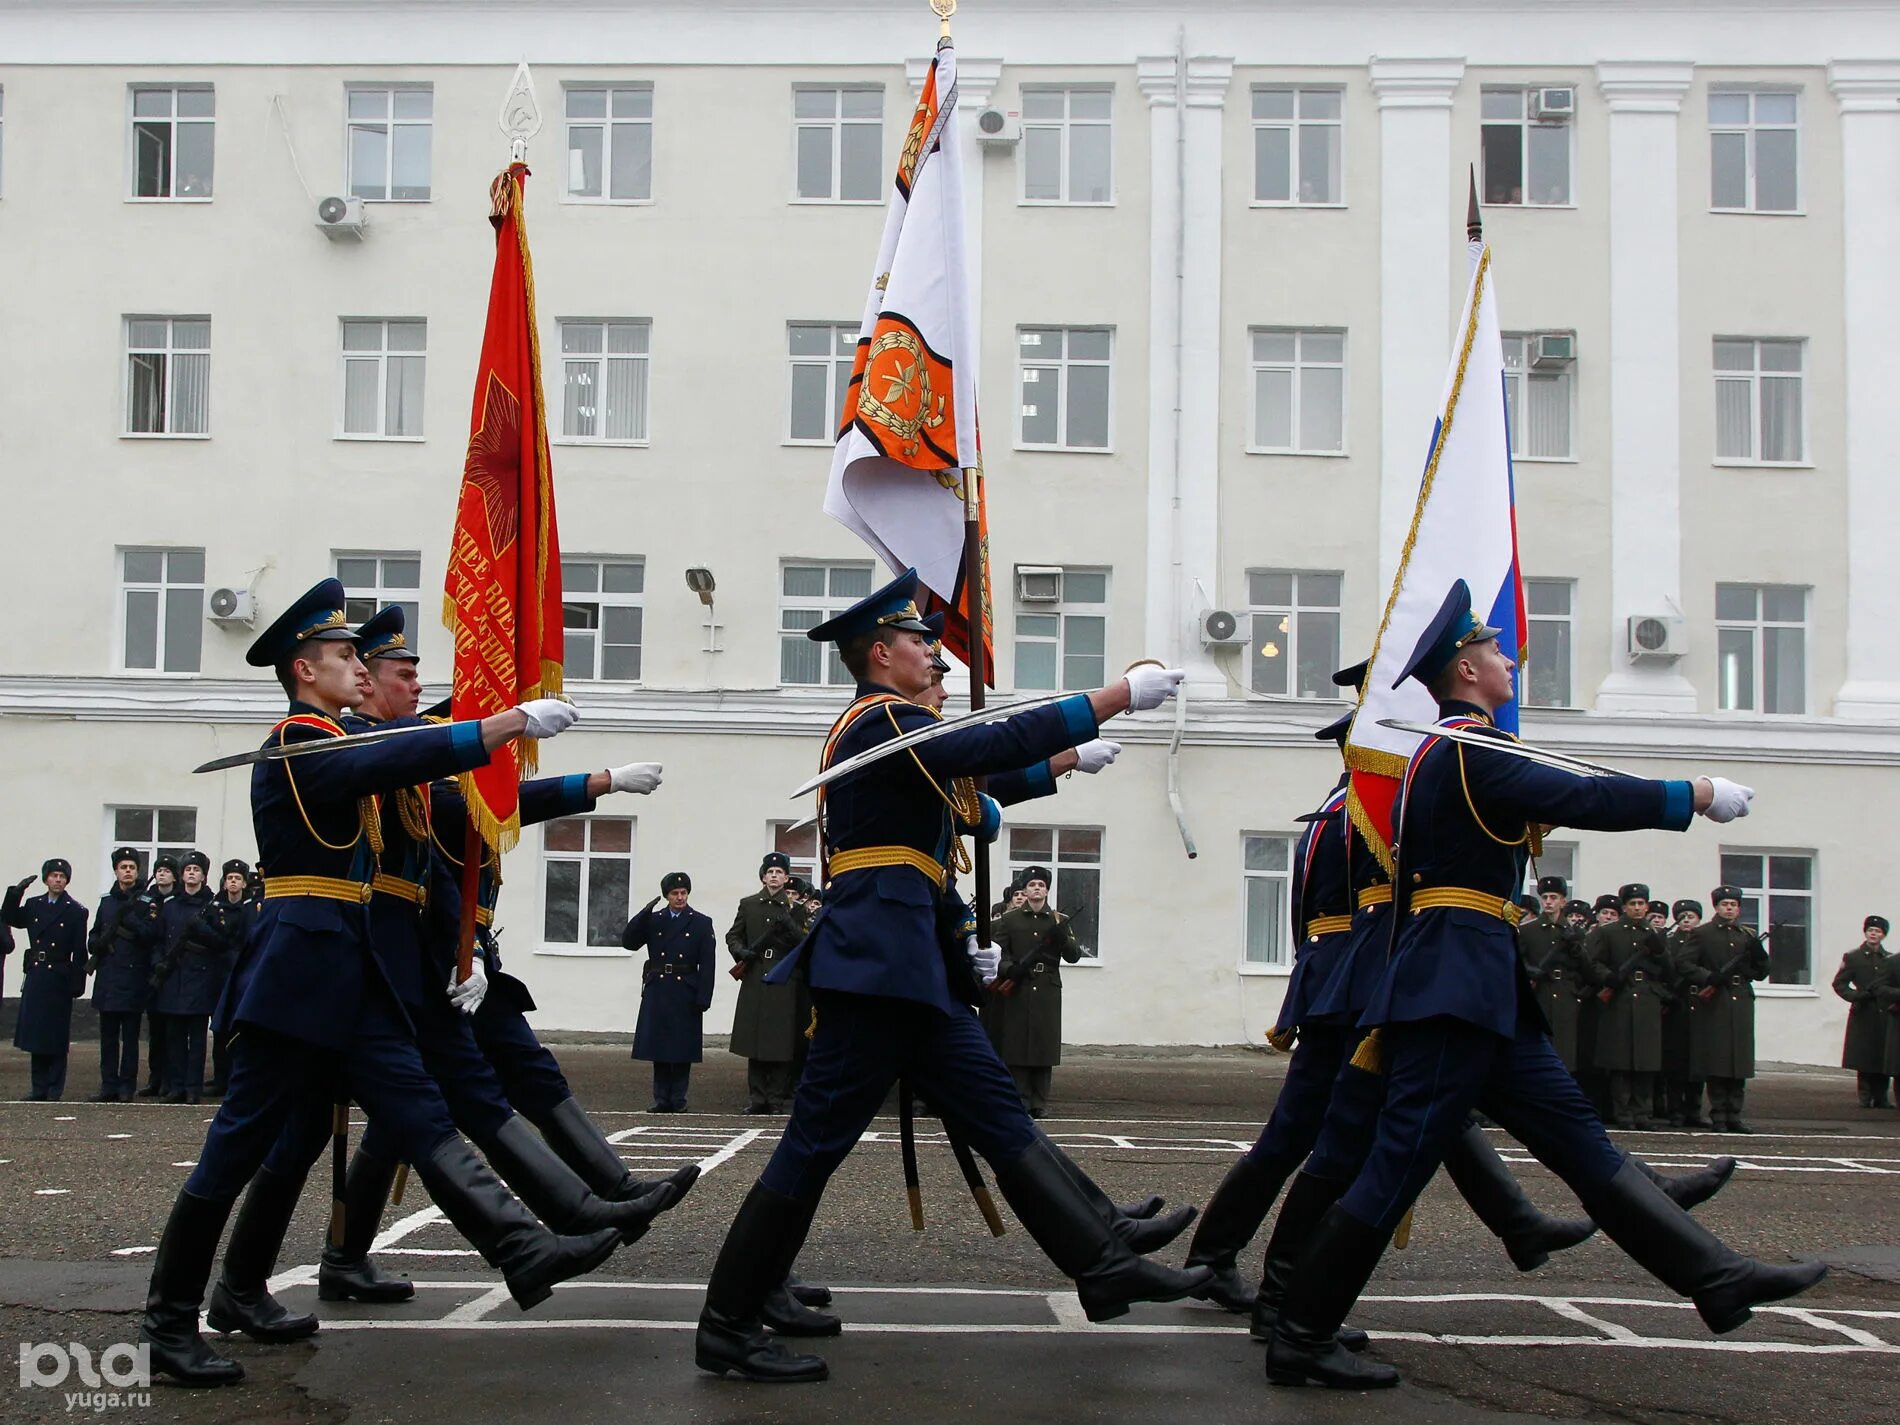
[3,859,90,1101]
[87,847,159,1102]
[147,851,224,1103]
[726,853,808,1114]
[136,855,179,1098]
[1678,886,1769,1133]
[992,865,1084,1118]
[1833,915,1892,1108]
[1586,883,1673,1129]
[1662,899,1709,1127]
[1518,875,1591,1077]
[627,872,718,1113]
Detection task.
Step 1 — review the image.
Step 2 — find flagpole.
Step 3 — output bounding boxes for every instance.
[963,469,990,946]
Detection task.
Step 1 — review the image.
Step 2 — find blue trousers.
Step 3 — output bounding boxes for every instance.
[358,997,520,1162]
[97,1010,139,1097]
[166,1014,209,1098]
[1246,1024,1348,1168]
[29,1052,67,1100]
[1329,1015,1626,1236]
[760,991,1038,1202]
[472,998,573,1124]
[652,1061,691,1111]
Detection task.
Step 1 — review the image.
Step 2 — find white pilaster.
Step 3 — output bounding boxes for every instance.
[1369,58,1465,592]
[1594,61,1698,713]
[1138,53,1233,696]
[1829,61,1900,719]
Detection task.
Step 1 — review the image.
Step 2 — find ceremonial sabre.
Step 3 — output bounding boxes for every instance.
[1374,719,1634,779]
[788,691,1073,799]
[192,719,449,774]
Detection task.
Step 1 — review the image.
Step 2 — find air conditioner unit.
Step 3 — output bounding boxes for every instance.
[207,587,257,627]
[315,194,367,241]
[1015,566,1062,603]
[1531,332,1576,369]
[976,107,1021,147]
[1626,614,1685,661]
[1530,87,1576,121]
[1199,609,1247,647]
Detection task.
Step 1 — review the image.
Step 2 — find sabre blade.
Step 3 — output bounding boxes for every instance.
[789,690,1075,799]
[1374,718,1631,778]
[192,718,458,775]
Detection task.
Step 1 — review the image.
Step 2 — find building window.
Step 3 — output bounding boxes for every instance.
[1718,849,1813,985]
[1013,567,1108,692]
[1241,833,1294,968]
[335,551,421,634]
[1480,87,1572,206]
[564,84,652,202]
[794,86,882,201]
[1249,329,1344,453]
[786,322,857,443]
[1716,583,1806,715]
[1008,826,1102,958]
[347,85,432,201]
[562,557,644,682]
[1022,87,1112,203]
[1251,87,1341,204]
[1714,338,1804,464]
[1018,326,1112,450]
[130,85,214,199]
[125,317,209,436]
[1524,578,1575,708]
[339,319,425,439]
[769,821,820,887]
[781,562,875,685]
[109,806,200,881]
[120,547,204,673]
[1501,332,1575,460]
[559,319,650,443]
[1710,91,1797,213]
[1521,841,1578,899]
[1246,570,1341,699]
[542,816,634,950]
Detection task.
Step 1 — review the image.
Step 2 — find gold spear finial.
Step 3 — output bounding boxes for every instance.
[931,0,956,40]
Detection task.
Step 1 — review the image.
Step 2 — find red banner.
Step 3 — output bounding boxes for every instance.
[443,162,563,854]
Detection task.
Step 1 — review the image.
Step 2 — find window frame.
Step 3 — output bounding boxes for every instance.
[779,560,877,687]
[1500,331,1577,463]
[1239,831,1296,974]
[334,550,423,639]
[1521,841,1579,900]
[1712,337,1809,468]
[118,545,205,676]
[126,83,216,202]
[1246,327,1347,456]
[336,318,427,441]
[537,813,638,957]
[1248,85,1345,208]
[345,83,434,203]
[1479,85,1577,209]
[122,315,211,439]
[560,555,647,684]
[1715,582,1808,716]
[1018,85,1116,206]
[1011,566,1110,693]
[103,805,201,886]
[1523,577,1577,710]
[560,82,655,206]
[784,321,859,445]
[1015,325,1115,453]
[1006,824,1105,962]
[1708,87,1802,216]
[1244,569,1344,700]
[790,84,885,205]
[1716,846,1817,991]
[555,318,653,446]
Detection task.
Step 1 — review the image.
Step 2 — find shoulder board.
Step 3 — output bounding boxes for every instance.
[272,713,345,740]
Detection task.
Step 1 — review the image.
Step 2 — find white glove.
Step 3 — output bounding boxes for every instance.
[608,762,663,795]
[1073,738,1122,774]
[1700,776,1755,823]
[966,936,1000,987]
[1124,665,1185,712]
[446,959,489,1015]
[516,697,580,740]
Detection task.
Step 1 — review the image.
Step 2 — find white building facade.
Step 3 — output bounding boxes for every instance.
[2,0,1897,1065]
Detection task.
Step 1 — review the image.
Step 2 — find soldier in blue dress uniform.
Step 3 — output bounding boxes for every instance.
[137,579,629,1387]
[4,859,90,1100]
[628,871,718,1111]
[1265,580,1825,1390]
[694,569,1209,1383]
[87,847,158,1102]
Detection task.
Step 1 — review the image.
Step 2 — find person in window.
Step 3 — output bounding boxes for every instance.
[991,867,1084,1119]
[726,853,808,1115]
[627,872,717,1113]
[87,847,158,1102]
[1834,916,1892,1108]
[1677,887,1770,1133]
[4,859,91,1101]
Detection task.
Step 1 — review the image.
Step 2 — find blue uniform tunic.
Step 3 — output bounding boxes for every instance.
[4,889,89,1055]
[628,905,718,1063]
[89,884,159,1014]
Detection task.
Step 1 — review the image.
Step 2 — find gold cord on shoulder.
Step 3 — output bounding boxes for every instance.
[884,704,976,876]
[1454,742,1530,849]
[280,723,362,853]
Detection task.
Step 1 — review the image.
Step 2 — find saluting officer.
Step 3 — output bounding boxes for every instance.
[87,847,159,1102]
[3,859,91,1101]
[992,865,1084,1118]
[627,872,718,1113]
[1678,886,1769,1133]
[1518,875,1591,1076]
[1834,915,1893,1108]
[1586,883,1674,1129]
[727,853,809,1114]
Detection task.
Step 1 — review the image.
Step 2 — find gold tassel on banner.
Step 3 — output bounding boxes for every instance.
[1349,1029,1387,1075]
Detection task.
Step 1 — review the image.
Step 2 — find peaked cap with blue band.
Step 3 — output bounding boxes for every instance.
[355,603,419,663]
[1332,659,1370,693]
[246,578,357,668]
[922,610,951,673]
[805,567,934,646]
[1393,579,1502,688]
[1315,709,1354,745]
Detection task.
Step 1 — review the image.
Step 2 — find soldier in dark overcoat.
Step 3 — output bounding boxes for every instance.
[87,847,159,1101]
[1518,875,1591,1074]
[726,853,808,1113]
[1833,915,1892,1107]
[149,851,218,1103]
[992,865,1083,1118]
[4,858,91,1100]
[1586,882,1673,1128]
[136,856,178,1097]
[1661,899,1709,1127]
[628,872,718,1112]
[1677,886,1769,1133]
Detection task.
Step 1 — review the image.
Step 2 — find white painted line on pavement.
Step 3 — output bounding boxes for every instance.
[1539,1299,1643,1341]
[111,1246,157,1256]
[34,1188,70,1195]
[1778,1308,1891,1348]
[439,1283,514,1324]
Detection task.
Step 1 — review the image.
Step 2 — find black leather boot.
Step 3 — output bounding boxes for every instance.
[993,1138,1212,1322]
[482,1114,680,1246]
[1264,1204,1399,1389]
[1184,1153,1292,1312]
[1580,1158,1826,1333]
[787,1272,832,1307]
[1250,1172,1368,1352]
[1039,1127,1197,1255]
[138,1190,244,1386]
[695,1181,829,1382]
[1635,1153,1738,1211]
[416,1136,620,1310]
[763,1278,841,1337]
[318,1147,414,1304]
[205,1167,319,1342]
[1442,1121,1596,1271]
[538,1095,702,1203]
[1118,1194,1165,1219]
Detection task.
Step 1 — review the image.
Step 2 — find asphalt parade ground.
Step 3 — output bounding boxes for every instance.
[2,1043,1896,1425]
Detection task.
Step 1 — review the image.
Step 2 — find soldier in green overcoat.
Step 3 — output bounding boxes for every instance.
[1662,899,1710,1127]
[992,866,1083,1118]
[1832,915,1892,1108]
[1517,876,1591,1075]
[1676,885,1770,1132]
[1586,882,1673,1128]
[726,853,808,1114]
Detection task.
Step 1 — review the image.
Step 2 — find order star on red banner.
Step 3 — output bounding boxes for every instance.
[443,161,563,855]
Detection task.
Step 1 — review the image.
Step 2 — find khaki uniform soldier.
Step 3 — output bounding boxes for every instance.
[726,853,808,1115]
[1677,886,1769,1133]
[1586,882,1673,1129]
[1518,876,1591,1074]
[1833,915,1893,1108]
[992,866,1083,1118]
[1662,900,1710,1127]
